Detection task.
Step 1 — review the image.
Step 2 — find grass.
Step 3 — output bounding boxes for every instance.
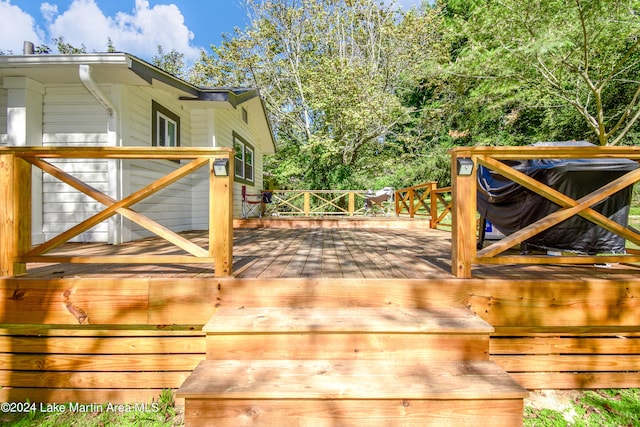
[2,389,639,426]
[0,389,182,426]
[525,389,640,426]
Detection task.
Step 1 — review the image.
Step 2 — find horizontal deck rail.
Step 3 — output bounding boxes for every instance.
[450,146,640,278]
[0,147,234,277]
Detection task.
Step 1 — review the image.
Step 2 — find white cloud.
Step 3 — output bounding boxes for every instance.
[46,0,201,60]
[0,0,44,53]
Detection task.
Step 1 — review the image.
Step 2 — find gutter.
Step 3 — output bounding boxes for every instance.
[79,64,117,117]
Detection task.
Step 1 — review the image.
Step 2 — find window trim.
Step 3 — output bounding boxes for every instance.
[233,132,255,185]
[152,101,181,147]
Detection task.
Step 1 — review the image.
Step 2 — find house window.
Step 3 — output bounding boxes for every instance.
[152,101,180,147]
[242,107,248,124]
[233,132,254,184]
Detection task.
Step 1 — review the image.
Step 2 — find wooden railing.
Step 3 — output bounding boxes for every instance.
[450,146,640,278]
[263,190,370,216]
[0,147,234,277]
[395,182,452,229]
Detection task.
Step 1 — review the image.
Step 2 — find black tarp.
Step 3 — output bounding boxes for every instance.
[477,141,638,254]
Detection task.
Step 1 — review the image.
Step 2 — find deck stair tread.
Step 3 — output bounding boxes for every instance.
[205,307,494,334]
[177,359,528,400]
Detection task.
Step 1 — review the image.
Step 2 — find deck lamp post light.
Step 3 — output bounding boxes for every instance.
[456,158,474,176]
[213,158,230,176]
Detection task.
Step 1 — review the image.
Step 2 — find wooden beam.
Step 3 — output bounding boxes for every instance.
[0,153,30,276]
[451,152,476,278]
[210,156,233,277]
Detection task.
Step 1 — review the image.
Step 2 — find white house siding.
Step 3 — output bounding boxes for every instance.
[42,85,111,243]
[211,108,266,218]
[0,87,7,145]
[121,86,199,241]
[190,108,214,230]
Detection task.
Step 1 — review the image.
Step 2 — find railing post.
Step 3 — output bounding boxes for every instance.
[304,192,311,216]
[451,150,476,278]
[0,151,31,276]
[348,192,355,216]
[210,152,234,277]
[407,189,415,218]
[429,182,438,228]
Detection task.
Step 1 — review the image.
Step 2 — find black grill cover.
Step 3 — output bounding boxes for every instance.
[477,141,638,254]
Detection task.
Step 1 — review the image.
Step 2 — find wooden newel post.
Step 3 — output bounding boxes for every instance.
[210,152,234,277]
[0,151,31,277]
[450,150,476,278]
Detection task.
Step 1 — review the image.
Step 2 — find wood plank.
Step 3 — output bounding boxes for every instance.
[466,279,640,328]
[331,229,365,278]
[492,354,640,372]
[0,354,203,371]
[0,335,205,354]
[510,371,640,390]
[179,359,527,400]
[6,146,233,159]
[147,277,220,324]
[255,229,309,278]
[0,371,190,389]
[207,334,489,361]
[216,277,472,309]
[490,336,640,355]
[493,326,640,336]
[281,229,318,278]
[184,398,524,427]
[321,228,343,278]
[205,307,493,334]
[0,278,149,324]
[0,388,183,406]
[0,324,204,337]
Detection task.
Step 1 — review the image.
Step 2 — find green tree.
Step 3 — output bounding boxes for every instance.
[452,0,640,146]
[193,0,444,189]
[152,45,187,79]
[53,36,87,54]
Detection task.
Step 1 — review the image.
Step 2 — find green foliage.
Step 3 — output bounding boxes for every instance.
[450,0,640,146]
[524,389,640,427]
[0,391,181,426]
[152,46,187,79]
[193,0,447,190]
[53,37,87,54]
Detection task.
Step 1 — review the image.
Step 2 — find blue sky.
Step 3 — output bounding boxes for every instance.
[0,0,423,62]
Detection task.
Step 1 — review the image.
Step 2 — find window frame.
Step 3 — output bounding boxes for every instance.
[152,101,181,147]
[233,132,255,185]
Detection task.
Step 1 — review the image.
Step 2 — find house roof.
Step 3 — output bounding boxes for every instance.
[0,52,276,153]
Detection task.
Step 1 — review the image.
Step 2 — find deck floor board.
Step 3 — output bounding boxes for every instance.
[20,222,640,280]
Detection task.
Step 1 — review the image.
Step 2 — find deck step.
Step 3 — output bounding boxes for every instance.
[177,359,528,427]
[205,307,494,361]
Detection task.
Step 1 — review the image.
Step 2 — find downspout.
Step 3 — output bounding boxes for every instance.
[79,64,123,244]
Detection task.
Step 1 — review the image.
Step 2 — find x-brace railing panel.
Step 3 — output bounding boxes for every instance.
[450,146,640,278]
[477,156,640,260]
[0,147,234,277]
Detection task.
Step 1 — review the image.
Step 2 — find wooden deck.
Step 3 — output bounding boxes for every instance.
[2,218,640,411]
[22,220,640,281]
